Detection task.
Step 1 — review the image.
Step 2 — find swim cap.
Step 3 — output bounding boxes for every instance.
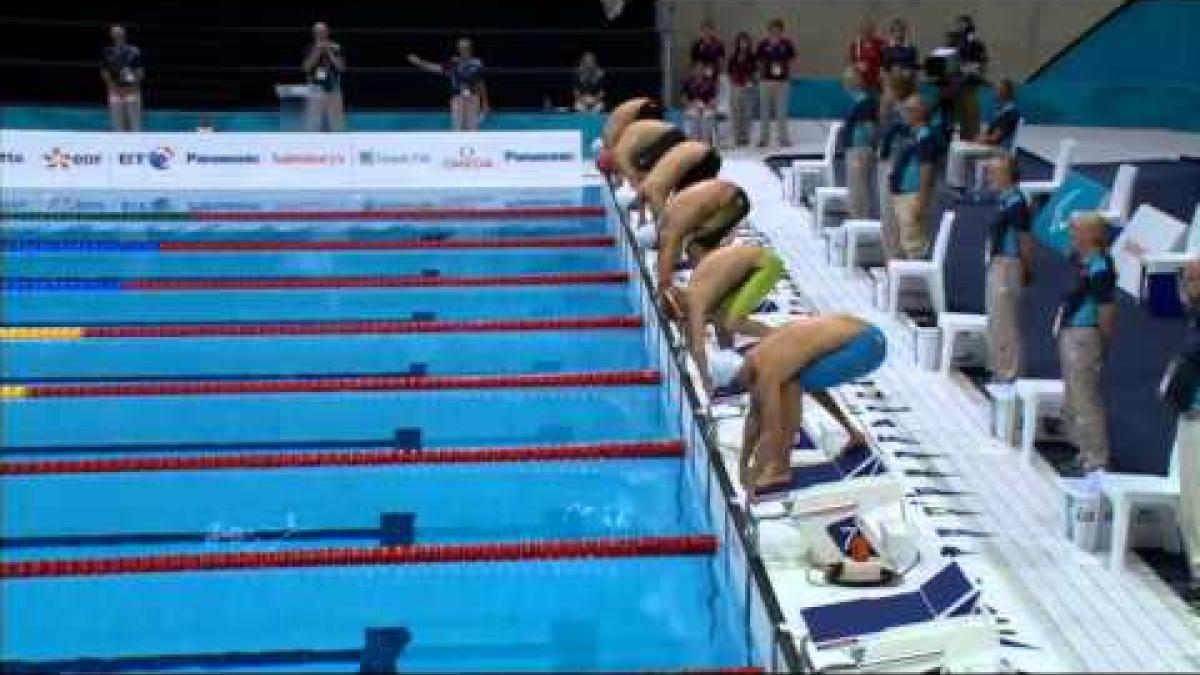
[634,224,657,249]
[591,138,604,155]
[615,183,638,209]
[707,349,745,390]
[596,147,614,173]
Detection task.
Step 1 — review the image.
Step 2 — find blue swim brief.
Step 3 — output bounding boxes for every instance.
[795,325,886,390]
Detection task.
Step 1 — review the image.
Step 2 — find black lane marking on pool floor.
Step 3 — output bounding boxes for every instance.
[1,627,412,674]
[0,513,416,551]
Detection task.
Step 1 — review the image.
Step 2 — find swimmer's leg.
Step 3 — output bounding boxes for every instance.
[809,389,868,456]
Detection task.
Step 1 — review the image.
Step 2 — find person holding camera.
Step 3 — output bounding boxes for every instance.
[302,22,347,132]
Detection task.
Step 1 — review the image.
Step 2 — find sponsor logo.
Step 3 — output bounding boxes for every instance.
[118,146,175,170]
[442,146,494,169]
[271,152,346,166]
[43,147,103,169]
[185,152,261,165]
[503,150,576,163]
[358,150,431,166]
[0,151,25,164]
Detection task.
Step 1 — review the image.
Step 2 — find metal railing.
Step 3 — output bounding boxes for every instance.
[603,183,804,673]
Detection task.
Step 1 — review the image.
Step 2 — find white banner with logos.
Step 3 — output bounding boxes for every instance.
[0,130,583,190]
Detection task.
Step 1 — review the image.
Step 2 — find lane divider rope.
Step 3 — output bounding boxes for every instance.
[2,236,616,253]
[0,316,643,341]
[0,440,685,475]
[0,206,607,222]
[1,370,661,399]
[0,534,717,579]
[2,272,628,292]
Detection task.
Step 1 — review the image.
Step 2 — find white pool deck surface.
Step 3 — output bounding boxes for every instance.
[640,120,1200,672]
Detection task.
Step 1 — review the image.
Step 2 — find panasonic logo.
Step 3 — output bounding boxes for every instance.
[504,151,574,163]
[186,153,261,165]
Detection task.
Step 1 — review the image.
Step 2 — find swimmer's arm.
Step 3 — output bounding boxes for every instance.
[683,298,712,395]
[655,216,682,291]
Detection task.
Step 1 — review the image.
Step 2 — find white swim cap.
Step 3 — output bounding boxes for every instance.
[615,184,637,209]
[634,224,657,249]
[707,349,745,390]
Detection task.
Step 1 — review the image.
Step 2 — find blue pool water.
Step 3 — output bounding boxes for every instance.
[0,189,754,672]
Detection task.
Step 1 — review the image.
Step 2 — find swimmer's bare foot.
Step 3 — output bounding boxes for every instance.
[838,433,870,458]
[749,467,793,504]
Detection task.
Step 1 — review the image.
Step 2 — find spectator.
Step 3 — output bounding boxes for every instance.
[1056,212,1117,476]
[888,94,937,259]
[838,66,878,219]
[880,18,919,79]
[847,17,885,92]
[681,61,718,141]
[946,79,1022,191]
[691,18,726,80]
[952,15,989,140]
[756,18,795,147]
[101,25,144,132]
[725,32,758,148]
[302,22,347,132]
[572,51,606,113]
[983,155,1033,384]
[408,38,488,131]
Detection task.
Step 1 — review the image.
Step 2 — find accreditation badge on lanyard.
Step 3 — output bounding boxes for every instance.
[770,62,782,78]
[314,67,329,83]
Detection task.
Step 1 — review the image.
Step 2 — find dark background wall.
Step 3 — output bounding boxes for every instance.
[0,0,663,110]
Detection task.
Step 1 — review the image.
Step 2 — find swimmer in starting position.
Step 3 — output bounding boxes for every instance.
[638,140,722,220]
[707,315,886,498]
[651,178,749,289]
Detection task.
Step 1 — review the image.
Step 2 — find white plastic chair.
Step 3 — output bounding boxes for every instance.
[938,313,988,374]
[1100,434,1182,571]
[886,211,957,315]
[1019,138,1077,202]
[1099,163,1138,227]
[1014,378,1065,462]
[790,122,842,203]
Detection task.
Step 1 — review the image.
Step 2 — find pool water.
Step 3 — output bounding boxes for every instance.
[0,189,755,672]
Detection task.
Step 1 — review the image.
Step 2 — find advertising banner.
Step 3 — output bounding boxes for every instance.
[0,130,583,190]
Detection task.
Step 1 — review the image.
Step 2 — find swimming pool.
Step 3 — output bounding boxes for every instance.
[0,189,764,672]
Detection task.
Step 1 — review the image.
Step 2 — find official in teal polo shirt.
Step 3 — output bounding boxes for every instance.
[984,156,1033,383]
[1056,212,1117,474]
[888,95,938,259]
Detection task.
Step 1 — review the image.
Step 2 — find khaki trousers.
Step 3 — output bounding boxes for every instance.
[845,147,875,219]
[985,256,1024,381]
[451,93,482,131]
[1058,327,1110,471]
[878,161,901,262]
[891,192,929,259]
[731,85,756,145]
[108,90,142,132]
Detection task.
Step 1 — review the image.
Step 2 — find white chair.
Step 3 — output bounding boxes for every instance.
[1100,438,1181,571]
[1014,378,1065,462]
[814,185,849,232]
[842,219,882,269]
[1100,163,1138,227]
[1019,138,1076,202]
[886,211,957,315]
[938,313,988,374]
[789,122,842,205]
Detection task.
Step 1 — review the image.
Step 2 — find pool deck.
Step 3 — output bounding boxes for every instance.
[679,121,1200,672]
